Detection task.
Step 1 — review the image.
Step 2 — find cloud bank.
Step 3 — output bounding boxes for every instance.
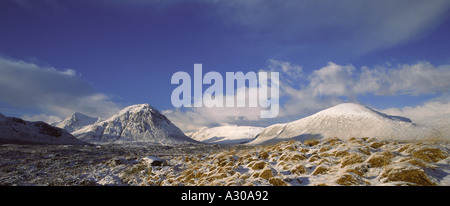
[2,55,448,131]
[0,56,121,122]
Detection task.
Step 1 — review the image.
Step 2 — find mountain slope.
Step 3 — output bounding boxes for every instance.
[73,104,198,145]
[0,113,86,145]
[189,125,264,144]
[407,113,450,141]
[249,103,440,145]
[52,112,99,133]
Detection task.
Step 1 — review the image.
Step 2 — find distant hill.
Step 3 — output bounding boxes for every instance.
[0,113,86,145]
[52,112,99,133]
[190,125,264,144]
[249,103,441,145]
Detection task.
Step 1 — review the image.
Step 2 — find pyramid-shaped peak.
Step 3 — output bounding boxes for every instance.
[73,103,197,145]
[109,104,163,121]
[70,112,95,119]
[54,112,99,133]
[119,104,156,113]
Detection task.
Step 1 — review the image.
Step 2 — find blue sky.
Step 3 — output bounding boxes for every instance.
[1,0,450,131]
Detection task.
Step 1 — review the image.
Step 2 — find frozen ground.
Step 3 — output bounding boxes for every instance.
[0,143,231,185]
[0,138,449,186]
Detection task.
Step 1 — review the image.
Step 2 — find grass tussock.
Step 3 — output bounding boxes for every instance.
[112,137,449,186]
[335,173,369,186]
[366,153,392,168]
[411,147,448,163]
[340,153,366,168]
[380,163,435,186]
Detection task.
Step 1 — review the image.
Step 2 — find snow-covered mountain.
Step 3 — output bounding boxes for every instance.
[0,113,86,145]
[52,112,99,133]
[189,125,264,144]
[72,104,198,145]
[249,103,441,145]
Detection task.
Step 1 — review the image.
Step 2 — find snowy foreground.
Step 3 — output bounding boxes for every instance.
[1,138,448,186]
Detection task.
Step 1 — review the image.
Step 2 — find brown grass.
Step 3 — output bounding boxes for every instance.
[411,147,448,163]
[335,173,364,186]
[366,153,391,168]
[357,146,371,155]
[312,165,329,175]
[308,154,321,162]
[380,164,435,186]
[289,153,307,161]
[340,153,366,168]
[259,151,270,159]
[304,139,320,146]
[268,177,288,186]
[399,157,429,168]
[259,168,274,180]
[334,150,350,158]
[290,165,307,175]
[369,142,384,149]
[249,161,266,170]
[136,136,448,186]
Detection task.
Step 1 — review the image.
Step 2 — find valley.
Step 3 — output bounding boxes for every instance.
[1,102,449,186]
[1,138,448,186]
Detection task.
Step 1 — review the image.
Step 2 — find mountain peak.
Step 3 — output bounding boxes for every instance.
[316,103,376,117]
[249,103,437,144]
[316,103,412,122]
[70,112,90,118]
[73,104,197,145]
[106,103,168,124]
[121,103,154,112]
[109,104,158,119]
[54,112,99,133]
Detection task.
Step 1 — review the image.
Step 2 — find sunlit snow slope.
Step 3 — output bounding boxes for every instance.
[249,103,442,145]
[190,125,264,144]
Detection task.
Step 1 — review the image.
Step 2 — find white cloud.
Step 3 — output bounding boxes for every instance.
[164,106,266,133]
[356,62,450,96]
[282,61,450,117]
[0,56,121,122]
[266,59,302,85]
[382,97,450,120]
[308,62,356,97]
[164,86,273,132]
[22,113,62,124]
[380,97,450,136]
